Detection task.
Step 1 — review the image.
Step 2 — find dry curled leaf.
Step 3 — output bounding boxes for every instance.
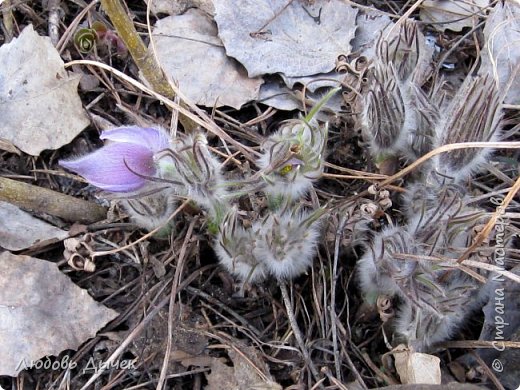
[258,79,343,120]
[0,138,21,155]
[214,0,358,77]
[391,345,441,385]
[205,342,280,390]
[0,201,68,251]
[150,0,214,16]
[153,9,263,109]
[258,79,302,111]
[351,10,393,60]
[0,252,118,376]
[205,358,237,389]
[420,0,490,32]
[0,25,89,156]
[281,71,345,93]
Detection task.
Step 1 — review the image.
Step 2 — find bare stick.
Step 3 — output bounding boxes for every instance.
[99,0,196,130]
[100,0,170,96]
[0,177,106,223]
[1,0,14,43]
[47,0,61,46]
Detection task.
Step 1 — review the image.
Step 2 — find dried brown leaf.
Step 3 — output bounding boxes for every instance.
[150,0,214,16]
[258,80,343,120]
[0,201,68,251]
[351,10,393,60]
[0,25,89,156]
[204,343,281,390]
[420,0,490,32]
[0,138,21,155]
[214,0,358,77]
[205,358,238,390]
[0,251,118,376]
[153,9,263,109]
[392,345,441,385]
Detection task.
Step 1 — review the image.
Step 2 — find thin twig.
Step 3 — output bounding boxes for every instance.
[47,0,61,46]
[157,218,196,389]
[91,199,190,259]
[1,0,15,43]
[331,214,347,381]
[64,59,258,162]
[279,281,322,386]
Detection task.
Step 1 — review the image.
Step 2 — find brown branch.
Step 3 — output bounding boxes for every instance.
[0,177,106,224]
[99,0,196,130]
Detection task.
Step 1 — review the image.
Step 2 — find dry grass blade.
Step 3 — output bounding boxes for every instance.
[91,199,190,259]
[64,60,258,161]
[457,174,520,264]
[157,218,197,389]
[279,281,322,385]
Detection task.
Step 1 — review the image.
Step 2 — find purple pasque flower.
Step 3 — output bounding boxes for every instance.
[60,126,170,192]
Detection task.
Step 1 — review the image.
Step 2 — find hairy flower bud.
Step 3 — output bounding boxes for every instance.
[403,182,489,256]
[356,223,482,351]
[254,206,324,280]
[362,63,412,160]
[215,206,324,283]
[431,75,502,182]
[119,189,177,234]
[377,19,430,84]
[401,84,439,160]
[362,20,439,165]
[257,118,327,201]
[357,225,425,303]
[395,279,478,351]
[154,132,229,224]
[214,210,268,283]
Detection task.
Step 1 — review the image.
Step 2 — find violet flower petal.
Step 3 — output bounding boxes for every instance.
[100,126,169,152]
[60,143,156,192]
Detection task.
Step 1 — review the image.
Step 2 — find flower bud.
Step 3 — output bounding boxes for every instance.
[59,126,173,192]
[431,75,502,182]
[361,62,418,162]
[357,225,424,304]
[214,210,268,283]
[253,206,325,280]
[395,279,477,351]
[167,133,227,217]
[257,119,327,200]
